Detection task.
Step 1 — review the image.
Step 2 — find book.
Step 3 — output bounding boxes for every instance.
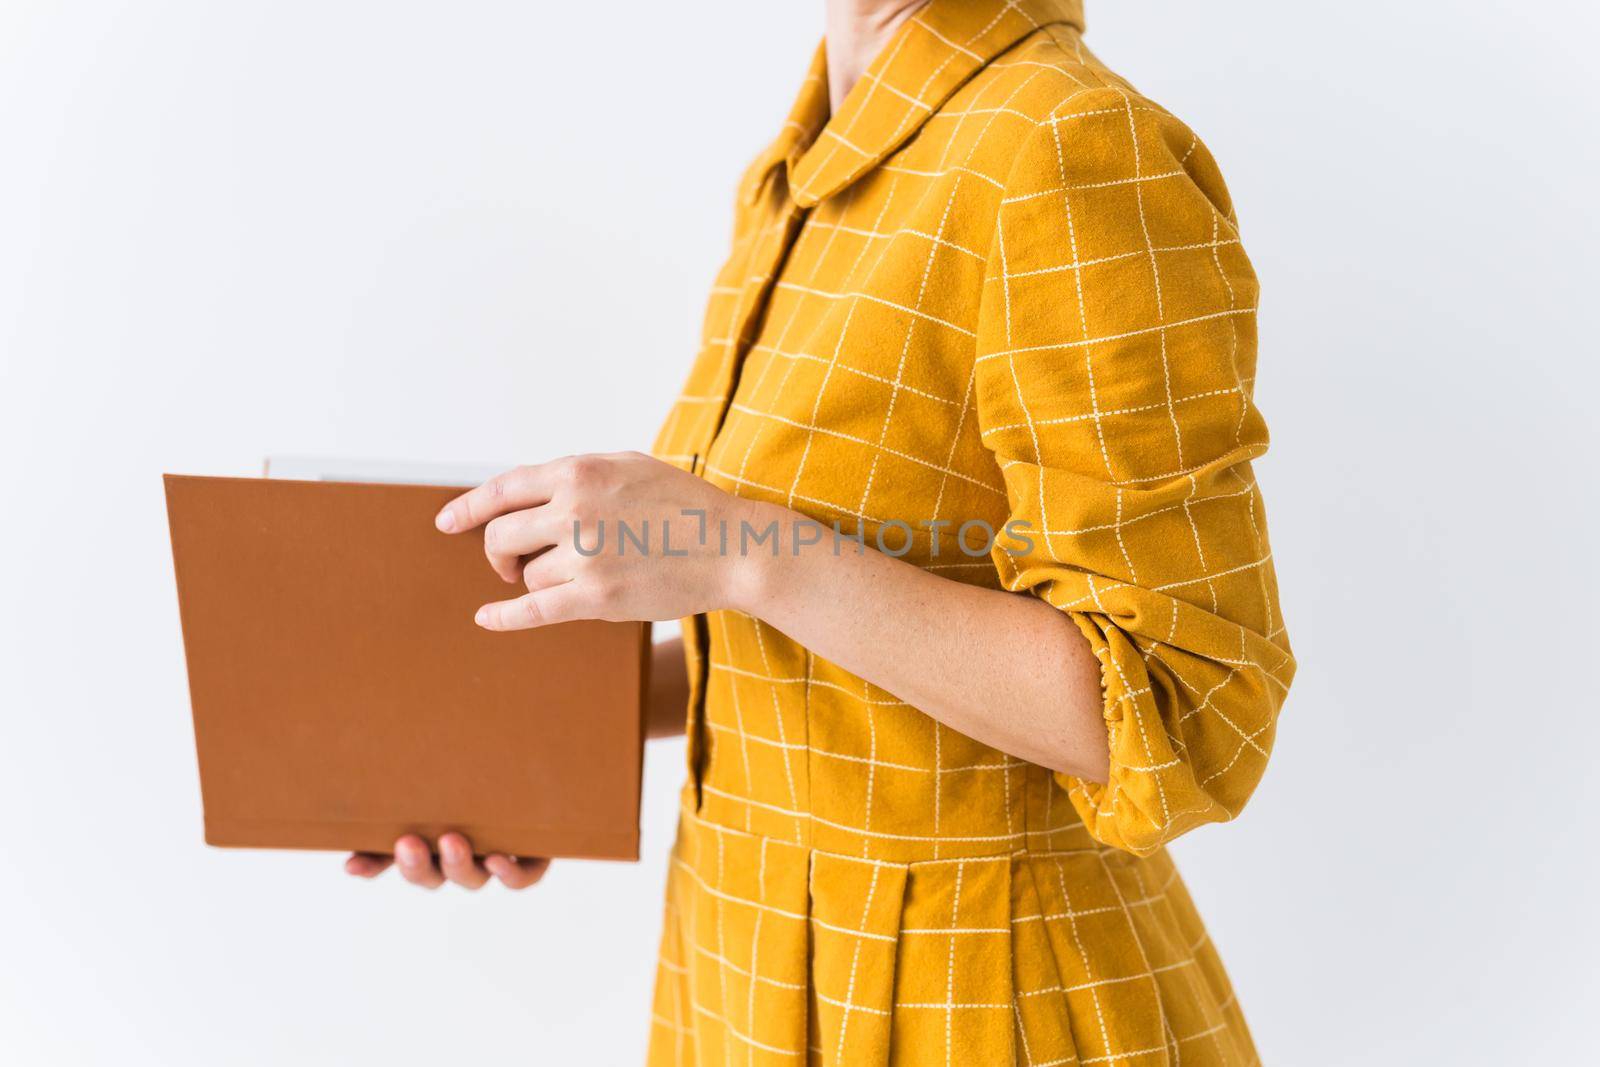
[163,470,649,861]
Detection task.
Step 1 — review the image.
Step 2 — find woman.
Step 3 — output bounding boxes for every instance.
[347,0,1295,1062]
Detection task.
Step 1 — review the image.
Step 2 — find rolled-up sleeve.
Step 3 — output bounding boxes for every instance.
[976,87,1296,856]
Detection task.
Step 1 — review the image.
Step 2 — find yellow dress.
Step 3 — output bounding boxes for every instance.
[648,2,1295,1063]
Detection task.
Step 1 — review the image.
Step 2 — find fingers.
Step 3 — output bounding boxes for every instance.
[344,852,393,878]
[482,509,564,584]
[520,544,575,592]
[351,836,546,890]
[437,832,489,890]
[437,462,562,535]
[484,854,551,889]
[355,838,540,889]
[475,579,589,632]
[394,834,445,889]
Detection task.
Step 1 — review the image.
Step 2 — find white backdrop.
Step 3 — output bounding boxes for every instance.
[2,2,1596,1063]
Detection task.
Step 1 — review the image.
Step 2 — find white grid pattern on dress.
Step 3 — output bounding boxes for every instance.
[648,2,1285,1064]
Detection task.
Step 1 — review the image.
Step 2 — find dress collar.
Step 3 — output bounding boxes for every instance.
[748,0,1087,209]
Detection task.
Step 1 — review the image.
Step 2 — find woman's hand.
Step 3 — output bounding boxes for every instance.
[343,456,726,890]
[436,451,779,630]
[432,451,1108,781]
[344,833,550,890]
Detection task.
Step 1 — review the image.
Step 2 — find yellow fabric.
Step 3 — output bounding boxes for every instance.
[648,2,1295,1063]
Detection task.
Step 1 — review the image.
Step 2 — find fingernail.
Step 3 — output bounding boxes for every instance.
[398,847,417,867]
[475,606,490,627]
[435,510,456,532]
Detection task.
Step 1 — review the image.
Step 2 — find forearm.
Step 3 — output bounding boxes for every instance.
[646,635,690,739]
[445,455,1106,777]
[726,504,1111,782]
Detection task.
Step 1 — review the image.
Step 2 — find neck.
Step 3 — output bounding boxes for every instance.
[824,0,928,113]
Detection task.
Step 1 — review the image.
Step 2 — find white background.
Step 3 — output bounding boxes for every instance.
[2,1,1596,1063]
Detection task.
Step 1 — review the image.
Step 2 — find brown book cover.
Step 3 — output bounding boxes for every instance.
[163,474,649,861]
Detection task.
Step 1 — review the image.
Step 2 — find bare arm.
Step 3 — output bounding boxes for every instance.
[727,514,1108,780]
[633,529,1104,772]
[350,453,1112,890]
[450,453,1110,782]
[634,550,1103,774]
